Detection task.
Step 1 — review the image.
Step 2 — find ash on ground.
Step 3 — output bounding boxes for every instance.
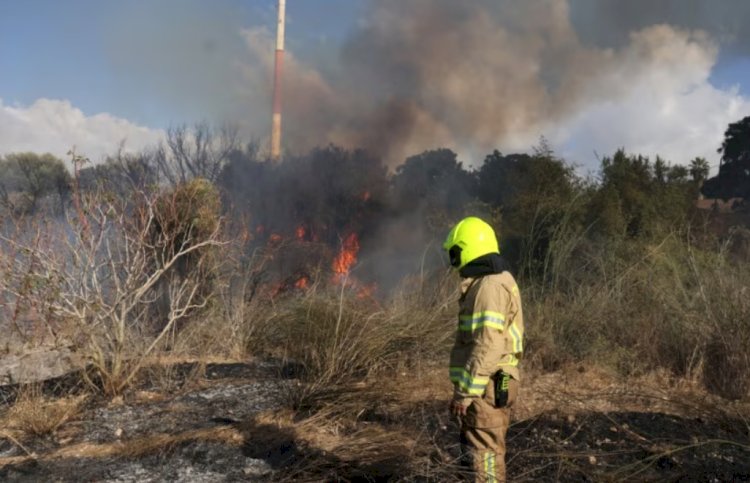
[1,363,749,482]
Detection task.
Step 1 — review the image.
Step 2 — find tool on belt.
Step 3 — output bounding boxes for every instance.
[494,370,511,407]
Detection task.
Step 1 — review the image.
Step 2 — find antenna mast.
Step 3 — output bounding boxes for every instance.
[270,0,286,160]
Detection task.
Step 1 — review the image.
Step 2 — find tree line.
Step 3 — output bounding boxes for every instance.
[0,117,746,281]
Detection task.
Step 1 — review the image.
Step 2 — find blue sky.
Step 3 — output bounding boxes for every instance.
[0,0,365,129]
[1,0,749,169]
[710,55,750,94]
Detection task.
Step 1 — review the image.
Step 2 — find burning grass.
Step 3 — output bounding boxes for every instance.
[225,227,750,480]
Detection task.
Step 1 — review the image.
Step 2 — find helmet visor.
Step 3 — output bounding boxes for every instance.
[448,245,462,268]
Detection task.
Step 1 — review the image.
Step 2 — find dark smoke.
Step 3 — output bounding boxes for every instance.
[216,145,479,293]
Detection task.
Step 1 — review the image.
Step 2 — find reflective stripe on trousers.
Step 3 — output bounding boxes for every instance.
[483,451,497,482]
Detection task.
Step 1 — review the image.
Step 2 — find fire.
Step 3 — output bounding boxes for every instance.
[332,233,360,276]
[270,275,310,298]
[356,283,377,300]
[295,225,306,240]
[269,233,282,244]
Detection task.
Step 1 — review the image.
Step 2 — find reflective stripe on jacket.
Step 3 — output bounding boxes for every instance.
[449,271,524,399]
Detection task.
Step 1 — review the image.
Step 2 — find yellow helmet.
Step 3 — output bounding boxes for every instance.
[443,217,499,269]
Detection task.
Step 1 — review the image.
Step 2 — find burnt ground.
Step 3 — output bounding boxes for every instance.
[0,363,748,482]
[0,361,285,482]
[507,410,750,482]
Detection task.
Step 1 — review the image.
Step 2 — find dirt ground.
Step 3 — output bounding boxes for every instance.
[0,362,748,482]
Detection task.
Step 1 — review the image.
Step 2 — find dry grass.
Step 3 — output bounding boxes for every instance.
[264,271,456,413]
[253,356,750,482]
[0,385,86,438]
[525,233,750,400]
[0,425,244,469]
[1,185,748,479]
[117,426,244,458]
[164,230,749,480]
[243,370,462,482]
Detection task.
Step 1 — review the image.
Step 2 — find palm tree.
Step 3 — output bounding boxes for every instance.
[689,157,709,184]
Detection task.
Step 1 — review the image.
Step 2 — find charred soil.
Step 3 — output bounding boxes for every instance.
[0,363,748,482]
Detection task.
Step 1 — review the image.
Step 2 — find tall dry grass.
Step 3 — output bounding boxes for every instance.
[256,271,457,410]
[524,229,750,400]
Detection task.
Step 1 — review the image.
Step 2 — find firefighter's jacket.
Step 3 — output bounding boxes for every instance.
[449,271,524,426]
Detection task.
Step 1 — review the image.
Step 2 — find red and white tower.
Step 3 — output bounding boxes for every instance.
[270,0,286,160]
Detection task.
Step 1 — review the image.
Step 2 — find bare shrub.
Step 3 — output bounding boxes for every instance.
[0,180,224,395]
[153,123,239,186]
[163,223,285,360]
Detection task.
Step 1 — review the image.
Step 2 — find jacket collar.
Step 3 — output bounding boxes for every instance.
[459,253,510,279]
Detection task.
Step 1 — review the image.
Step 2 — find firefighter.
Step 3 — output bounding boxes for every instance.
[444,216,524,482]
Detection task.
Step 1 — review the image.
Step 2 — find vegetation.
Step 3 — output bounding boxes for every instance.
[0,117,749,480]
[703,115,750,200]
[0,152,70,215]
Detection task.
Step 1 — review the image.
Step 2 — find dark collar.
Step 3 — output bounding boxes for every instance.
[459,253,510,278]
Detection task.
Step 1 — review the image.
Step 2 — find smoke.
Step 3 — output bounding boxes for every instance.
[235,0,744,168]
[95,0,748,169]
[568,0,750,54]
[103,0,255,126]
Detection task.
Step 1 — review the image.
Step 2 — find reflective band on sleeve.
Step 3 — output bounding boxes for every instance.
[449,366,489,395]
[509,323,523,353]
[449,367,463,383]
[458,310,505,332]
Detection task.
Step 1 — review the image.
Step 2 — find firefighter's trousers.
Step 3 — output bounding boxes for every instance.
[459,377,518,482]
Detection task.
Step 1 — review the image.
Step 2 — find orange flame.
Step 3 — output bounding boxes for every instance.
[294,276,309,289]
[240,226,251,243]
[357,283,377,300]
[295,225,306,240]
[269,233,282,243]
[332,233,360,276]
